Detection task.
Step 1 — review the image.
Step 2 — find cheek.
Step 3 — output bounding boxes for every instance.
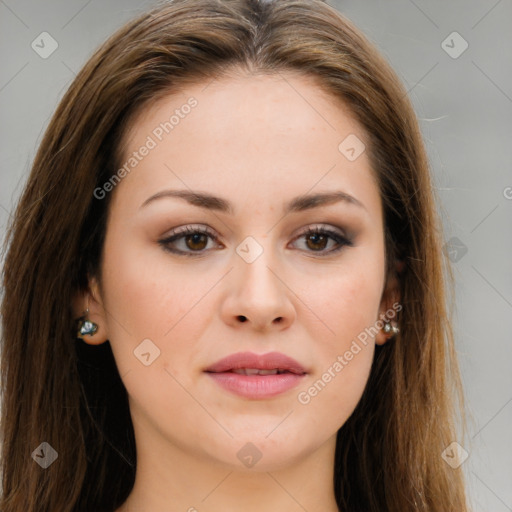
[294,300,377,436]
[294,341,374,441]
[306,258,384,351]
[99,233,216,374]
[293,258,383,425]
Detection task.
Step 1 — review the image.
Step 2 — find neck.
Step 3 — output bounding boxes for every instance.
[116,430,340,512]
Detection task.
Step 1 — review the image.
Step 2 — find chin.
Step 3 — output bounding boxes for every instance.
[204,430,323,473]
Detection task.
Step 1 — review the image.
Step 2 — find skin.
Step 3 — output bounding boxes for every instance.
[76,69,399,512]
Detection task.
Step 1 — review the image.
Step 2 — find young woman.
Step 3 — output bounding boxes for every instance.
[0,0,469,510]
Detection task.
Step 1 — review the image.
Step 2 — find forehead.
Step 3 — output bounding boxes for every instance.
[112,70,380,219]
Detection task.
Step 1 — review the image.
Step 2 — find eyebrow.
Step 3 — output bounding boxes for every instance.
[140,189,366,214]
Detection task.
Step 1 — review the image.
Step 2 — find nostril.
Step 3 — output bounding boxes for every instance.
[237,315,247,322]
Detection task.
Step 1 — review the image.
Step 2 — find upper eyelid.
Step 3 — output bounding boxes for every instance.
[294,224,347,237]
[166,224,216,235]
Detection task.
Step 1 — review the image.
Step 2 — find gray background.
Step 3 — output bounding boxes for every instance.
[0,0,511,510]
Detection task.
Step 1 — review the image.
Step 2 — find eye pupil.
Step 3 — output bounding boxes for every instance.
[306,233,328,251]
[186,233,208,250]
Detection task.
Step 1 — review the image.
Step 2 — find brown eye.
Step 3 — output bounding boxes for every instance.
[159,225,220,256]
[292,226,353,255]
[184,233,208,251]
[305,232,329,251]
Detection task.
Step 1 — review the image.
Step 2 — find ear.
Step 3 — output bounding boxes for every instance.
[73,277,109,345]
[375,259,403,346]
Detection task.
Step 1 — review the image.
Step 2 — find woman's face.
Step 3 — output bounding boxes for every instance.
[88,70,397,472]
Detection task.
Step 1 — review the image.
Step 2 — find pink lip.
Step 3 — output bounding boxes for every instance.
[204,351,307,400]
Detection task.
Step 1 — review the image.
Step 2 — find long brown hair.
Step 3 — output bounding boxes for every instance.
[1,0,468,510]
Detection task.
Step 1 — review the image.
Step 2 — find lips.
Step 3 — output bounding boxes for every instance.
[204,351,306,375]
[231,368,288,375]
[204,351,307,399]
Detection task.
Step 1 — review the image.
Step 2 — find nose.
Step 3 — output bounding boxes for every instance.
[220,241,296,332]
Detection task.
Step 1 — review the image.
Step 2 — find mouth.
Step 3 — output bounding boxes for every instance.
[228,368,298,375]
[204,351,307,399]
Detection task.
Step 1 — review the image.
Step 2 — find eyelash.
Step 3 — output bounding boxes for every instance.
[158,224,353,257]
